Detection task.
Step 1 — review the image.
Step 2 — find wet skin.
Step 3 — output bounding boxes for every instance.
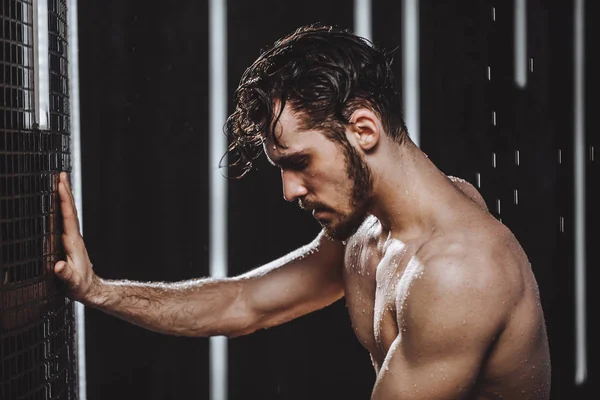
[56,171,551,399]
[259,106,551,399]
[343,179,550,399]
[54,102,551,399]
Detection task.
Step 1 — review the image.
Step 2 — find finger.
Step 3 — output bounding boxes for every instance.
[54,260,65,274]
[58,180,81,237]
[54,260,73,282]
[67,175,82,231]
[60,172,80,228]
[61,172,77,211]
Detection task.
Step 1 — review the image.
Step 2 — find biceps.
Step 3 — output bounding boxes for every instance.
[371,337,481,400]
[239,234,345,328]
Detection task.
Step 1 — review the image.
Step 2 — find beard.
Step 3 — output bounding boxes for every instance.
[320,142,374,242]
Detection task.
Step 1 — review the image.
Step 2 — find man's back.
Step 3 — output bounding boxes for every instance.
[343,179,550,399]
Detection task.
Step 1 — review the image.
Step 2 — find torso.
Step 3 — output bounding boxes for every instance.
[342,181,551,399]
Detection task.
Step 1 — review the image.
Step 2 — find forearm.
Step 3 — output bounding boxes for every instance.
[83,275,250,337]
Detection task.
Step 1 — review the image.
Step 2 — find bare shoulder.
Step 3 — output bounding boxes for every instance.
[403,229,523,331]
[418,239,511,297]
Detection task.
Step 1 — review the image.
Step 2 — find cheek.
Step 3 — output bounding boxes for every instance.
[314,169,348,195]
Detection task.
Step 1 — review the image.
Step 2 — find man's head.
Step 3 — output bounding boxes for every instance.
[226,24,408,240]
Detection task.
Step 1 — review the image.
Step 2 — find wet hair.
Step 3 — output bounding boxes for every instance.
[225,23,408,177]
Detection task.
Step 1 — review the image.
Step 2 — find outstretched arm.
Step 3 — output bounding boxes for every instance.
[371,254,507,399]
[54,172,345,337]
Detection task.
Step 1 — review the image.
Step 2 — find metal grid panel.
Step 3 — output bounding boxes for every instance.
[1,0,35,131]
[1,0,77,398]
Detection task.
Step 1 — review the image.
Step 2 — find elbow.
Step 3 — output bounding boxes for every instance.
[227,324,258,338]
[213,297,261,339]
[213,316,260,339]
[184,319,256,339]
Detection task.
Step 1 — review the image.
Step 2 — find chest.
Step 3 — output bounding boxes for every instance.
[343,235,423,367]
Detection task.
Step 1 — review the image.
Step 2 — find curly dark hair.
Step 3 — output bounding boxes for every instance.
[225,23,407,177]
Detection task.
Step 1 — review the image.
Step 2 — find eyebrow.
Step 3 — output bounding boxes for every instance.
[267,150,309,168]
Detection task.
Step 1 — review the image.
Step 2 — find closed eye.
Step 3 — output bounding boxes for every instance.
[284,158,308,171]
[277,155,309,171]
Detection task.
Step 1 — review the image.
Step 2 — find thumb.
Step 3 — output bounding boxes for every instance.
[54,261,71,280]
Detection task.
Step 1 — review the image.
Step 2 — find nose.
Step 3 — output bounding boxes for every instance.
[281,170,308,202]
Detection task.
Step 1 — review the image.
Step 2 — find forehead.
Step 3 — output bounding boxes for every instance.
[265,105,305,146]
[263,105,322,159]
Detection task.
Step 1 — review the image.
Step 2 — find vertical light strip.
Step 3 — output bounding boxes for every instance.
[67,1,86,398]
[354,0,372,41]
[514,0,527,88]
[34,0,50,128]
[209,0,228,399]
[573,0,587,386]
[402,0,420,147]
[23,1,34,128]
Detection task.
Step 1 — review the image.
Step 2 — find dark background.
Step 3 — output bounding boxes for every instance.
[76,0,596,399]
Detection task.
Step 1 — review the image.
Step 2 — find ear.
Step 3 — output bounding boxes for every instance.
[347,108,381,152]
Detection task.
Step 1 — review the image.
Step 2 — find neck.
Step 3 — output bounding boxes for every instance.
[366,140,458,241]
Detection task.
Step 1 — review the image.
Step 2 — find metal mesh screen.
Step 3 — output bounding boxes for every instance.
[1,0,78,398]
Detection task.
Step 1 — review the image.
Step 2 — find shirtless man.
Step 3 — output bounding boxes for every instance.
[54,25,551,399]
